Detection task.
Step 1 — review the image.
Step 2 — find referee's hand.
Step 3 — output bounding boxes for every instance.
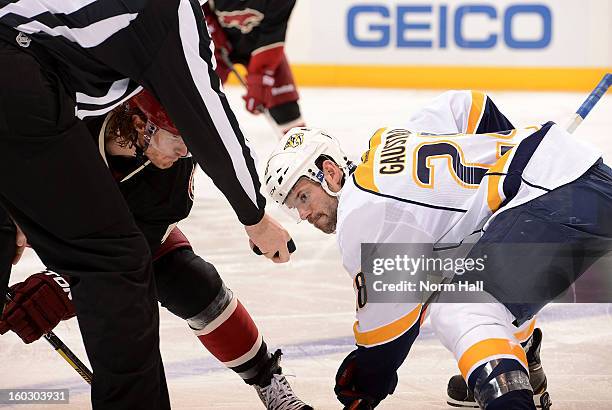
[12,223,28,265]
[245,213,292,263]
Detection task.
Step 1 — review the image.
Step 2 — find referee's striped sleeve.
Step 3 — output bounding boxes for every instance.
[153,0,264,225]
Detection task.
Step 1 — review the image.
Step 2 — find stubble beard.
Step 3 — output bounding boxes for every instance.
[314,196,339,234]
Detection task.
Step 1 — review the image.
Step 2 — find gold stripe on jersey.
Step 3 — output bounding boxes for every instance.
[513,317,536,344]
[354,128,385,193]
[467,90,486,133]
[458,338,528,379]
[353,304,421,347]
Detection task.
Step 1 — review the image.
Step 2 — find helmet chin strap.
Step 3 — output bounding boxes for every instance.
[142,121,156,152]
[320,179,340,198]
[319,163,354,198]
[332,161,357,199]
[135,121,155,164]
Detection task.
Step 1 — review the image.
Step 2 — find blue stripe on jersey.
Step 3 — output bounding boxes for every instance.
[350,315,421,401]
[499,121,554,209]
[351,174,468,213]
[475,96,515,134]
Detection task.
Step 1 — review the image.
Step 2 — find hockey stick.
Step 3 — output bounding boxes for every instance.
[566,73,611,133]
[4,291,93,384]
[219,49,283,139]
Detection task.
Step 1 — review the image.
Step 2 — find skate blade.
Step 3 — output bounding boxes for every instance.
[446,392,550,408]
[446,397,478,408]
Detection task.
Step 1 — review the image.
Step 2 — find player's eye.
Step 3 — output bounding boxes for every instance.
[299,192,309,204]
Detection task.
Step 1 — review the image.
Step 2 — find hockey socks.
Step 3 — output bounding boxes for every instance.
[188,285,271,385]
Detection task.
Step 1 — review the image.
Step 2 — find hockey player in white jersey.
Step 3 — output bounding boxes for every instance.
[263,90,612,409]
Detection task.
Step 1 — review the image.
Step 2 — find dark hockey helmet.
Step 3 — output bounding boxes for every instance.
[128,89,180,136]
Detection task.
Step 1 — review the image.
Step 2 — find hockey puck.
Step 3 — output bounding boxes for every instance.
[252,239,296,257]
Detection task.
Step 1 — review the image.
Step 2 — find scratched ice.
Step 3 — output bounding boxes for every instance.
[1,87,611,409]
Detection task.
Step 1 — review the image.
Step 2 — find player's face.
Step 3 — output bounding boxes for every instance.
[144,128,189,169]
[286,177,338,234]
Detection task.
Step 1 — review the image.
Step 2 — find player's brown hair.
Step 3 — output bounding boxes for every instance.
[105,103,146,148]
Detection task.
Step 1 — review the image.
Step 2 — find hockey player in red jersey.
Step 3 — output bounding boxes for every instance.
[262,91,611,409]
[0,90,312,410]
[203,0,305,134]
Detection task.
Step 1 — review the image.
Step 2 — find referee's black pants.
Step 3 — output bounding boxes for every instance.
[0,39,170,410]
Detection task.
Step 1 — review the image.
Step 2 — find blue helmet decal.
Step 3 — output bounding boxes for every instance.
[315,170,324,183]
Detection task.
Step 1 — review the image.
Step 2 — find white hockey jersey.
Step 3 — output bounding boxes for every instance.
[337,90,602,348]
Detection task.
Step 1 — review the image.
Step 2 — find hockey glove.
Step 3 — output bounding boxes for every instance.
[243,45,285,114]
[0,271,75,344]
[243,72,274,114]
[335,349,398,409]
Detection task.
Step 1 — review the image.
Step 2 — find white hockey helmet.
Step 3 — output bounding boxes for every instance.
[264,127,355,219]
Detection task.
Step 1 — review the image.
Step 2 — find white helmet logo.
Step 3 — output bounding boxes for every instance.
[283,133,304,150]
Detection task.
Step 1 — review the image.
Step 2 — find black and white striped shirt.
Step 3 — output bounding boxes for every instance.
[0,0,146,117]
[0,0,265,225]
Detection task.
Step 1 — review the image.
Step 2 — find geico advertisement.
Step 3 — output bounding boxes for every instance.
[347,4,551,49]
[286,0,611,67]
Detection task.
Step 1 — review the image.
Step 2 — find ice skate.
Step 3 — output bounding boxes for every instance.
[446,328,551,409]
[254,349,314,410]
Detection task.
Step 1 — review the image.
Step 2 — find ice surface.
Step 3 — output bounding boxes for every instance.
[1,86,611,409]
